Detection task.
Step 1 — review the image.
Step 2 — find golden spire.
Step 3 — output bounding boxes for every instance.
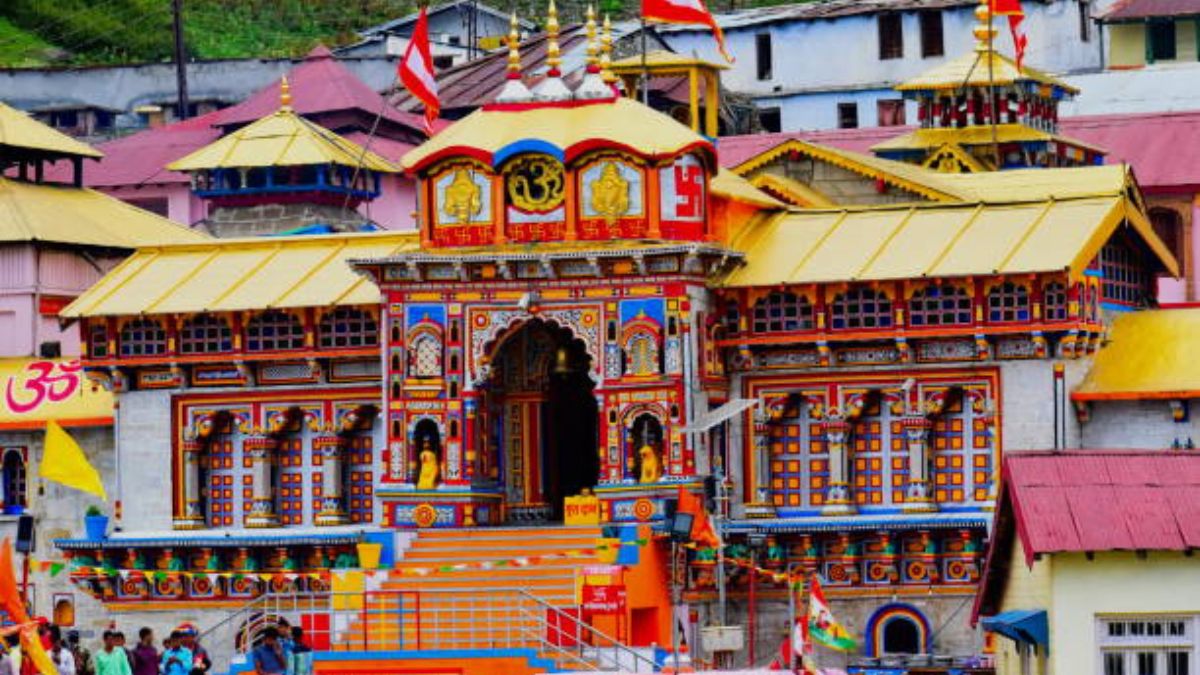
[279,76,293,110]
[585,5,599,73]
[600,14,615,83]
[507,12,522,78]
[546,0,561,75]
[973,0,997,53]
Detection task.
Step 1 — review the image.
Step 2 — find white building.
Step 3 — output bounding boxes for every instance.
[662,0,1111,131]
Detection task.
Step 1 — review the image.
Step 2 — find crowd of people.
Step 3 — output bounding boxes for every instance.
[0,620,311,675]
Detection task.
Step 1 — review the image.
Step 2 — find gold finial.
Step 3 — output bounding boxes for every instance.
[973,0,997,53]
[546,0,561,75]
[507,12,522,77]
[280,76,293,110]
[600,14,615,83]
[585,5,599,72]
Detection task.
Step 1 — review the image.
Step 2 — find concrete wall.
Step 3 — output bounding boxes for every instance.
[1048,551,1200,675]
[0,426,113,633]
[998,359,1087,452]
[114,389,175,532]
[1109,19,1200,68]
[0,244,123,358]
[1080,398,1198,448]
[664,0,1113,131]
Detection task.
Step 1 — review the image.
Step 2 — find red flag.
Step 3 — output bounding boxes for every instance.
[642,0,733,63]
[990,0,1027,70]
[398,7,440,134]
[675,485,720,548]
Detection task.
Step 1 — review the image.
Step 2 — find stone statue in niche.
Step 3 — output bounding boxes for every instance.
[442,168,483,223]
[638,444,662,483]
[632,414,664,484]
[589,162,630,224]
[417,437,440,489]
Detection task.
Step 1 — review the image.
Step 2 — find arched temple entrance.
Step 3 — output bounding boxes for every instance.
[482,319,599,522]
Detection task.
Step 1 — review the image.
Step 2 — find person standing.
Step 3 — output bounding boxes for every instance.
[287,628,311,675]
[94,633,131,675]
[49,632,75,675]
[66,632,92,675]
[130,629,157,675]
[250,629,285,675]
[176,626,209,675]
[160,633,191,675]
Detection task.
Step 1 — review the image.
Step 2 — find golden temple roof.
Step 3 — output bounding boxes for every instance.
[895,50,1078,94]
[1074,309,1200,400]
[722,193,1176,288]
[609,50,730,72]
[710,169,786,209]
[167,106,398,173]
[0,101,103,159]
[400,97,714,172]
[872,124,1103,155]
[0,177,205,248]
[61,231,416,318]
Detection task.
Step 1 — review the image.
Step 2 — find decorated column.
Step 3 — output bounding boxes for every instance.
[901,416,936,512]
[743,408,776,518]
[314,435,348,525]
[821,416,855,515]
[176,439,206,529]
[244,435,279,528]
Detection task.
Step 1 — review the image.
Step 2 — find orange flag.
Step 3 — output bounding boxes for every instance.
[676,486,721,548]
[0,539,56,675]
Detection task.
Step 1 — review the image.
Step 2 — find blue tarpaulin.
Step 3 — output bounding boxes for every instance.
[981,609,1049,653]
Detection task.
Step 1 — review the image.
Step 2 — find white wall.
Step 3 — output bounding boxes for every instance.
[114,389,175,532]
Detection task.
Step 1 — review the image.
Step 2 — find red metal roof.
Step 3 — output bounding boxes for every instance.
[1004,450,1200,560]
[1101,0,1200,21]
[717,127,899,168]
[974,450,1200,622]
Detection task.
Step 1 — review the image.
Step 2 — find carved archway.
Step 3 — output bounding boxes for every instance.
[468,306,602,387]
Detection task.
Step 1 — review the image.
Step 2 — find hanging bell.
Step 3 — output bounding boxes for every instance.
[553,345,572,375]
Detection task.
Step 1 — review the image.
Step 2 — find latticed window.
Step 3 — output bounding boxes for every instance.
[410,333,442,378]
[87,323,109,358]
[245,311,304,351]
[2,449,26,511]
[119,318,167,356]
[909,285,971,326]
[1043,282,1068,321]
[1101,239,1153,306]
[753,292,814,332]
[831,288,892,330]
[319,308,379,348]
[179,315,233,354]
[987,282,1030,323]
[724,299,741,334]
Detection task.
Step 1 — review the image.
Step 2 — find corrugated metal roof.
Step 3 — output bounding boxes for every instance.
[1101,0,1200,21]
[0,101,103,159]
[721,193,1172,286]
[0,177,206,247]
[1074,308,1200,400]
[1003,451,1200,559]
[61,231,417,318]
[167,107,398,172]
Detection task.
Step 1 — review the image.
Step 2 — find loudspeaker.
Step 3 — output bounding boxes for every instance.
[15,515,34,554]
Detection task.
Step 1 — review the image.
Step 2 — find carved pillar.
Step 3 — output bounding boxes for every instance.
[901,416,937,512]
[314,435,348,526]
[176,439,206,529]
[821,417,856,515]
[743,409,777,518]
[244,436,279,528]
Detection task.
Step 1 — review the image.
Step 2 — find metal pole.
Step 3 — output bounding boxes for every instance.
[171,0,190,121]
[987,3,999,168]
[640,17,650,105]
[715,476,727,626]
[671,540,681,673]
[787,569,795,674]
[747,546,756,666]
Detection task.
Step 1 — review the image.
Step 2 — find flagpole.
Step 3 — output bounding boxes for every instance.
[640,15,650,105]
[987,0,1000,169]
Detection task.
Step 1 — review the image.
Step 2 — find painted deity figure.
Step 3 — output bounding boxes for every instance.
[417,438,440,489]
[443,169,482,223]
[638,444,661,483]
[590,161,630,224]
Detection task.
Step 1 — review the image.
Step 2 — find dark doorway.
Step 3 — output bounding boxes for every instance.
[882,617,921,654]
[486,319,598,521]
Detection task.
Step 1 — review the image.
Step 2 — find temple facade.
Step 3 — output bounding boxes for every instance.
[55,1,1179,669]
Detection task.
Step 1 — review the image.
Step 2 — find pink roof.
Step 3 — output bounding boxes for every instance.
[974,450,1200,621]
[218,46,427,131]
[717,126,901,168]
[1101,0,1200,21]
[1004,450,1200,561]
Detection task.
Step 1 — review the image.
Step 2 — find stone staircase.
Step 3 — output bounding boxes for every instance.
[337,524,604,652]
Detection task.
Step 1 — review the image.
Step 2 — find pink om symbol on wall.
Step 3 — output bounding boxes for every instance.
[4,360,82,415]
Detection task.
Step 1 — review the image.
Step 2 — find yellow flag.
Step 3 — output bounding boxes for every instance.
[40,420,107,500]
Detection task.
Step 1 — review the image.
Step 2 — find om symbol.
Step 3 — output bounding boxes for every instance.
[4,360,81,414]
[504,155,564,212]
